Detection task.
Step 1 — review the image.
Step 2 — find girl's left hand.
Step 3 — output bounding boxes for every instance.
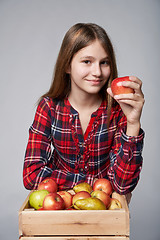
[107,76,145,134]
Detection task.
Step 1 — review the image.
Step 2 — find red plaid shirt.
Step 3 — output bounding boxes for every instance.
[23,97,144,194]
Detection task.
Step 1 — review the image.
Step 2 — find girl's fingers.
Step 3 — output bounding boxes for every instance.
[120,78,142,92]
[129,76,142,86]
[114,92,141,101]
[117,99,144,108]
[114,91,145,108]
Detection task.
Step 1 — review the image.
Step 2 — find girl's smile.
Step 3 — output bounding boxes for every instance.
[85,79,103,85]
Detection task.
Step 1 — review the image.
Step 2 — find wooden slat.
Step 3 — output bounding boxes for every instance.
[20,236,130,240]
[112,192,130,236]
[19,194,31,236]
[21,209,128,236]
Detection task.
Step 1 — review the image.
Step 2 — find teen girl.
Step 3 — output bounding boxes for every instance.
[23,23,145,195]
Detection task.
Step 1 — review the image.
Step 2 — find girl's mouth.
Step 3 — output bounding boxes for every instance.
[86,79,102,85]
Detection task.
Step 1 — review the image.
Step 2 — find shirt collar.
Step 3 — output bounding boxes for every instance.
[64,97,107,118]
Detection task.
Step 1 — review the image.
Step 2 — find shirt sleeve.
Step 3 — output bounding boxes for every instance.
[23,98,68,190]
[107,110,145,195]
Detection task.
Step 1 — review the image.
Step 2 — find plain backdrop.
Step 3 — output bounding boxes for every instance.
[0,0,160,239]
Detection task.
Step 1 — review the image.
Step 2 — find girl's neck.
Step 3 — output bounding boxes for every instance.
[68,92,102,113]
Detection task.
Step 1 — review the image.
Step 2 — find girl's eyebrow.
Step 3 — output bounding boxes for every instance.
[80,56,109,60]
[80,56,94,59]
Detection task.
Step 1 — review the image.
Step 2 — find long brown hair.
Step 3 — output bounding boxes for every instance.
[40,23,118,124]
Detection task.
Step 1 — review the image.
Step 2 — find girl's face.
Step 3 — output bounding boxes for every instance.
[68,40,111,98]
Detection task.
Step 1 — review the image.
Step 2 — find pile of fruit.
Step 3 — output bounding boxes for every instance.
[29,178,122,211]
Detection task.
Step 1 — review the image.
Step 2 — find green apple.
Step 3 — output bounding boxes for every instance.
[29,190,49,210]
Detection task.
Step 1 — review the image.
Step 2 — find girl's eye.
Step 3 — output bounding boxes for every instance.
[101,60,110,65]
[83,60,91,64]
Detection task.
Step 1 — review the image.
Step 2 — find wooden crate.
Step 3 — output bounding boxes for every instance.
[19,237,129,240]
[19,192,130,240]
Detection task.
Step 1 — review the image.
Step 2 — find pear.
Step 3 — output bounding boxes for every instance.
[73,182,92,194]
[74,197,106,210]
[29,190,49,210]
[108,198,122,210]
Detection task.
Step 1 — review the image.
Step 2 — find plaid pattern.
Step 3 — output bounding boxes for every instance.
[23,97,144,194]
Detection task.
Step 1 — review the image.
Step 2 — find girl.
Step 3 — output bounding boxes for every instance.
[23,23,145,195]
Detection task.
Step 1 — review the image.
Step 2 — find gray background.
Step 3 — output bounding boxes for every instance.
[0,0,160,239]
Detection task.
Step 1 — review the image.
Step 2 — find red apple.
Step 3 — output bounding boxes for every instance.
[43,193,65,210]
[91,190,111,208]
[72,191,91,205]
[38,178,57,193]
[37,207,44,211]
[93,178,113,196]
[57,191,73,209]
[111,76,134,95]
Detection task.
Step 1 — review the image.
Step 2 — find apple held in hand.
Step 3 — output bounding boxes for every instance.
[111,76,134,95]
[38,178,58,193]
[91,190,111,208]
[57,191,73,209]
[43,193,65,210]
[93,178,113,196]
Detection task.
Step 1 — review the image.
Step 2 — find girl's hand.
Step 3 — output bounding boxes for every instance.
[107,76,145,136]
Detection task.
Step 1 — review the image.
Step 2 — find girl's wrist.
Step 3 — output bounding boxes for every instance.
[126,121,141,137]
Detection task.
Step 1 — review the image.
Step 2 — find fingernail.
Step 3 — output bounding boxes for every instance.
[117,82,122,86]
[114,95,119,99]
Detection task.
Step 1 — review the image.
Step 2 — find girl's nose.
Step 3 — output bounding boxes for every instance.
[92,63,102,77]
